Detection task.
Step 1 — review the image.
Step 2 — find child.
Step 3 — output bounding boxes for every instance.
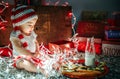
[10,4,48,76]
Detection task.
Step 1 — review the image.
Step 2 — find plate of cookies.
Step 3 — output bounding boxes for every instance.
[61,59,108,79]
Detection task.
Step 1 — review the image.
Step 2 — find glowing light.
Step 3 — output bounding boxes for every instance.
[68,12,72,17]
[0,35,103,79]
[16,74,22,78]
[71,10,77,35]
[0,1,8,30]
[0,1,81,78]
[0,1,8,13]
[0,26,6,30]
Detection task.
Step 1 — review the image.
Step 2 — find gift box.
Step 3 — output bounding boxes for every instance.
[104,26,120,41]
[48,40,74,52]
[114,20,120,27]
[81,11,108,22]
[112,12,120,20]
[102,41,120,56]
[110,12,120,26]
[77,21,105,38]
[76,37,102,55]
[107,19,116,26]
[107,19,120,27]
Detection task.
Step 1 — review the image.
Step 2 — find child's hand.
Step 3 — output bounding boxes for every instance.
[25,55,32,60]
[34,51,41,58]
[52,61,61,71]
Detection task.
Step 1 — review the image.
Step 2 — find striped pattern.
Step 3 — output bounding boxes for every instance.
[11,5,38,27]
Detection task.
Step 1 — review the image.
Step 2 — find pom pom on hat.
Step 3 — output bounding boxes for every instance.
[11,4,38,27]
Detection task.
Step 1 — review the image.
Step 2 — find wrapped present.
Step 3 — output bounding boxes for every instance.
[114,20,120,27]
[107,19,116,26]
[77,21,105,38]
[48,40,74,52]
[110,12,120,26]
[107,19,120,27]
[76,37,102,55]
[112,11,120,20]
[81,11,108,22]
[104,26,120,41]
[102,41,120,56]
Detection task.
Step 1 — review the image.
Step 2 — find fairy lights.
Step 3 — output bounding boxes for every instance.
[0,1,8,30]
[46,0,77,35]
[0,0,78,79]
[0,34,81,79]
[72,11,77,35]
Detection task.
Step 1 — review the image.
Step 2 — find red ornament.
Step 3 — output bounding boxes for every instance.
[18,34,24,39]
[22,42,28,48]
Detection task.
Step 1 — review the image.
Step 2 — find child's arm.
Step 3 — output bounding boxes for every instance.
[35,40,39,53]
[34,40,40,57]
[10,37,35,57]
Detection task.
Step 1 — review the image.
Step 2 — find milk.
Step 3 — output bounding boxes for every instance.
[85,37,96,67]
[85,51,95,66]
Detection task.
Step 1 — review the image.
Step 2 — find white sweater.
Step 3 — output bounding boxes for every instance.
[10,31,37,56]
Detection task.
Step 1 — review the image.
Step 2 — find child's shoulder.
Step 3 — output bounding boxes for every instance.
[9,32,20,44]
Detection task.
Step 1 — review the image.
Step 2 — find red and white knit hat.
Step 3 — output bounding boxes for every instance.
[11,5,38,27]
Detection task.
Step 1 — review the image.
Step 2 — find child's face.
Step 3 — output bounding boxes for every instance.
[19,18,38,36]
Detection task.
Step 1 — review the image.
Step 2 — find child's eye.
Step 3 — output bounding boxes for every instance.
[29,25,32,27]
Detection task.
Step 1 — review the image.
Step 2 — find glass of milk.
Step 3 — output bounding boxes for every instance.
[85,37,96,67]
[85,51,95,66]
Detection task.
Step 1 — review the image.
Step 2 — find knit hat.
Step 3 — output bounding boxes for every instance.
[11,5,38,27]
